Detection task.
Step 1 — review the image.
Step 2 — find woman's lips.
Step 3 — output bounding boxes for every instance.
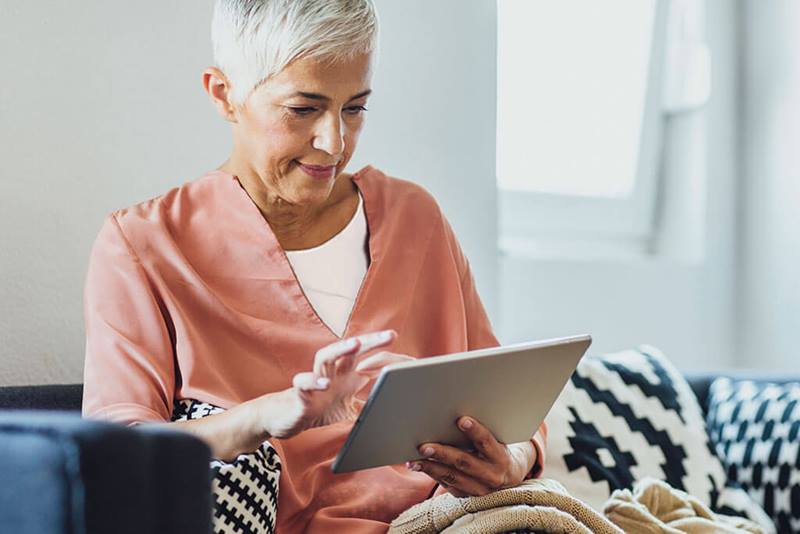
[297,161,337,179]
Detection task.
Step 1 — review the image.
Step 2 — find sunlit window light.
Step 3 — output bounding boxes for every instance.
[497,0,657,198]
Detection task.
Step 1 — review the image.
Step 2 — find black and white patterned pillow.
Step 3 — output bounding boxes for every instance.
[543,346,773,530]
[172,399,281,534]
[707,378,800,534]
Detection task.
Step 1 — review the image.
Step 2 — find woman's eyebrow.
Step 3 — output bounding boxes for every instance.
[289,89,372,102]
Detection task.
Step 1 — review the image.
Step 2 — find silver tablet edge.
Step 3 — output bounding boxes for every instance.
[330,334,591,473]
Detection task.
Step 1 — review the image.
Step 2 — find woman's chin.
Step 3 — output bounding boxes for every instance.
[284,183,336,207]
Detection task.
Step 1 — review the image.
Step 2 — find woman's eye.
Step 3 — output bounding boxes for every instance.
[288,106,317,116]
[344,105,368,115]
[287,105,366,117]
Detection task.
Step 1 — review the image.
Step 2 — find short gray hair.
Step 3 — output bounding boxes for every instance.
[212,0,379,104]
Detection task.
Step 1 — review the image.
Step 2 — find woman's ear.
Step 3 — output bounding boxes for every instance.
[202,67,238,123]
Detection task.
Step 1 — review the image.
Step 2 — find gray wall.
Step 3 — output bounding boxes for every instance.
[0,1,498,385]
[1,1,226,385]
[737,1,800,370]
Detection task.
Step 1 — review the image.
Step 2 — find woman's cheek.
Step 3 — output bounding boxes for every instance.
[260,125,307,165]
[340,128,362,163]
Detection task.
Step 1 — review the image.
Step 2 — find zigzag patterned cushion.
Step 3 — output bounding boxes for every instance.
[543,346,773,530]
[706,378,800,534]
[172,399,281,534]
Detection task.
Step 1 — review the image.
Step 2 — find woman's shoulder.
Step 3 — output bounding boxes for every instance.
[355,165,466,270]
[99,170,229,248]
[113,170,224,221]
[353,165,443,220]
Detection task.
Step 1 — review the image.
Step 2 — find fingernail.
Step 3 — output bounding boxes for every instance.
[422,447,434,457]
[316,377,330,387]
[409,462,422,471]
[460,418,473,430]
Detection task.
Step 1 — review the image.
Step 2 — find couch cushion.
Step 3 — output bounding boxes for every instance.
[542,346,773,530]
[685,374,800,416]
[707,378,800,534]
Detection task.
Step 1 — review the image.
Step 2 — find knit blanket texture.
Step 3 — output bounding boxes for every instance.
[388,478,768,534]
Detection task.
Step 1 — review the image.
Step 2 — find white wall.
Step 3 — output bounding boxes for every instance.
[0,1,499,385]
[497,0,741,372]
[737,1,800,371]
[0,1,227,385]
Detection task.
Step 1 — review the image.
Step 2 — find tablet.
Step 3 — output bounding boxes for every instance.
[331,334,591,473]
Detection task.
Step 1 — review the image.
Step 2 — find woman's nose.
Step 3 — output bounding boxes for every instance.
[312,113,345,157]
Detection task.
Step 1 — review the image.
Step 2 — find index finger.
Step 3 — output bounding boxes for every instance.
[314,337,361,376]
[352,330,396,356]
[457,416,505,464]
[313,330,397,377]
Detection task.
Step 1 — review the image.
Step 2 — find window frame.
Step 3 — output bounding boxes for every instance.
[497,0,671,257]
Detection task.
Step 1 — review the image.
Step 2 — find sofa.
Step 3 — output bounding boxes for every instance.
[539,348,800,534]
[1,370,797,534]
[0,385,212,534]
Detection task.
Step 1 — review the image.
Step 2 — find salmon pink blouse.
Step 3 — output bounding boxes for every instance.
[82,166,546,533]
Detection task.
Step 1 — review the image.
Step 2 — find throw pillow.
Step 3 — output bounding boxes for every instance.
[542,345,772,530]
[707,377,800,534]
[172,399,281,534]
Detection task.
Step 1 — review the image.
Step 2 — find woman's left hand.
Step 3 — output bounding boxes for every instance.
[407,416,536,498]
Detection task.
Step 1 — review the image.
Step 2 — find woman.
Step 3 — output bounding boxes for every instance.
[82,0,546,532]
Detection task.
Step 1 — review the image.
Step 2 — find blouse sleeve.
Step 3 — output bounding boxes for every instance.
[81,214,175,425]
[440,211,548,478]
[438,213,499,351]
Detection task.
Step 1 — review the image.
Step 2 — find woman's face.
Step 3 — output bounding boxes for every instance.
[224,52,374,207]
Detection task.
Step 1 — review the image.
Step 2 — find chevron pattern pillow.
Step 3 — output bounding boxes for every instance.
[172,399,281,534]
[543,346,773,530]
[707,378,800,534]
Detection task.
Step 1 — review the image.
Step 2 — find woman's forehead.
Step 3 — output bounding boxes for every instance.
[264,53,374,101]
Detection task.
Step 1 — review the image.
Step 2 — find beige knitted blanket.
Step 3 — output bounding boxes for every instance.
[389,478,768,534]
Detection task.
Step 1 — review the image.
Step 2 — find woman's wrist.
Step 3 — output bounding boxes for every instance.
[239,388,299,441]
[170,400,273,462]
[508,440,537,483]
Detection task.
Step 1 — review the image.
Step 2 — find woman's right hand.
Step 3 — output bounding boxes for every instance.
[259,330,413,439]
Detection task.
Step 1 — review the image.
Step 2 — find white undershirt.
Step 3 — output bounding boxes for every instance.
[285,193,369,337]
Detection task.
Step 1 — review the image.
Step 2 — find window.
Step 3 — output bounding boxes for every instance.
[497,0,670,257]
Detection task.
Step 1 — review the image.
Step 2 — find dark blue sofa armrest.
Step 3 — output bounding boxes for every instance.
[0,411,212,534]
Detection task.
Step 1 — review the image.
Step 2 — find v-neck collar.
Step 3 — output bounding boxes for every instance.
[212,165,382,340]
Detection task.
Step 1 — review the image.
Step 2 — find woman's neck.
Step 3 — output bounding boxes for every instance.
[218,161,359,250]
